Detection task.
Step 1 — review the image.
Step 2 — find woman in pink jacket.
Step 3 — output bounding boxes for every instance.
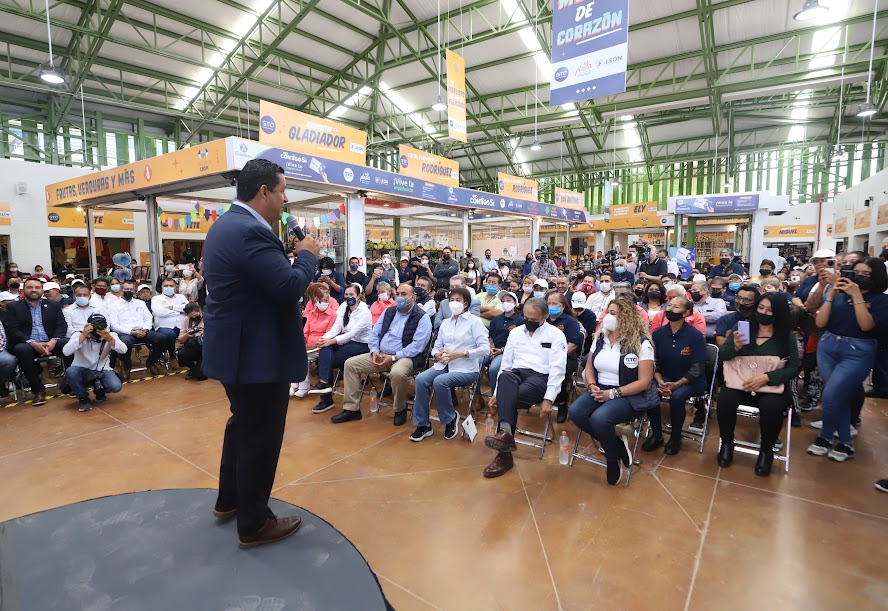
[292,284,339,396]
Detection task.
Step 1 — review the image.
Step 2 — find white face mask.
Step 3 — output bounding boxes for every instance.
[382,258,391,265]
[421,259,429,265]
[468,263,474,268]
[378,292,389,302]
[449,300,465,316]
[183,270,194,278]
[663,283,675,291]
[321,269,332,276]
[502,302,515,313]
[602,313,618,332]
[599,282,612,293]
[316,301,329,312]
[523,285,533,293]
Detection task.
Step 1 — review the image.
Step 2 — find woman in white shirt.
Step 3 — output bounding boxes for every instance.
[150,278,189,371]
[177,263,204,302]
[409,286,490,442]
[306,283,373,411]
[568,297,658,485]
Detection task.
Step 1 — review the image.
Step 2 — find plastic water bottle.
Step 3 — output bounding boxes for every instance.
[485,414,494,434]
[369,388,379,413]
[559,431,570,465]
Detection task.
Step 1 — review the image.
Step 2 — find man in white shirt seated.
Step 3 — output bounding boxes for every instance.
[586,272,616,319]
[150,278,189,373]
[483,297,567,478]
[89,277,118,313]
[413,276,437,317]
[689,280,727,341]
[107,280,159,380]
[409,286,491,442]
[62,313,127,412]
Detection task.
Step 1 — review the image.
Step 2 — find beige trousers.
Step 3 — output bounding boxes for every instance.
[342,353,415,412]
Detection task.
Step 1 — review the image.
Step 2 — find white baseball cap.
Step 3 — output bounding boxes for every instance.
[692,274,707,283]
[811,248,836,259]
[137,284,151,293]
[533,278,549,289]
[0,291,17,301]
[65,273,76,280]
[43,282,61,291]
[71,279,85,286]
[571,292,587,309]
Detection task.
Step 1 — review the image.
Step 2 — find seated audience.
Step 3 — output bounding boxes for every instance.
[151,278,188,373]
[487,291,525,392]
[176,302,206,380]
[546,290,583,422]
[571,292,597,354]
[410,287,490,442]
[434,275,481,328]
[0,316,17,400]
[642,280,667,319]
[107,280,158,380]
[586,272,616,319]
[369,281,396,325]
[314,256,346,303]
[690,280,727,341]
[651,285,707,335]
[414,275,437,317]
[715,284,759,347]
[62,313,126,411]
[89,277,118,313]
[477,273,503,328]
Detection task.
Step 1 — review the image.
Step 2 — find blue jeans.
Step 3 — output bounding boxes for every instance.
[817,331,877,445]
[65,366,123,401]
[488,354,504,393]
[412,367,479,427]
[317,341,370,382]
[152,328,179,363]
[0,350,16,391]
[568,389,638,461]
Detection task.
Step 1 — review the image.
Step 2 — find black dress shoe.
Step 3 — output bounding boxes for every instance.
[606,459,623,485]
[331,409,362,424]
[664,436,682,455]
[393,410,407,426]
[642,434,664,452]
[755,451,774,476]
[717,441,734,467]
[555,404,568,423]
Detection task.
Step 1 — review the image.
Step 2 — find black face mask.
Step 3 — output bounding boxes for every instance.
[414,287,427,299]
[880,249,888,261]
[122,290,134,301]
[665,310,684,322]
[346,296,357,307]
[720,258,730,266]
[854,274,874,291]
[442,254,451,261]
[647,290,661,301]
[524,320,541,333]
[711,288,724,298]
[759,268,772,276]
[755,312,774,326]
[634,288,644,297]
[737,303,754,317]
[841,264,854,272]
[191,315,202,323]
[691,291,703,302]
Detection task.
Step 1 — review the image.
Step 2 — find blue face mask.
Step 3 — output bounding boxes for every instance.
[548,305,562,318]
[485,285,498,295]
[350,264,359,271]
[164,265,174,273]
[533,291,545,299]
[345,296,357,307]
[414,287,427,299]
[614,266,625,275]
[728,282,741,292]
[75,296,90,307]
[395,296,409,309]
[163,287,175,297]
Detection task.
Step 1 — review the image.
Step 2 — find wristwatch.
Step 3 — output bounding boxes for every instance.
[392,354,398,362]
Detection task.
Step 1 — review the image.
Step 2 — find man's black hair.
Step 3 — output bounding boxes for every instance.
[236,159,285,203]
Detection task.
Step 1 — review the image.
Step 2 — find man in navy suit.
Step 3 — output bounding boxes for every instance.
[5,278,69,405]
[203,159,320,549]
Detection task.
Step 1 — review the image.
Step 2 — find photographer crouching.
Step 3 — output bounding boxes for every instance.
[62,313,127,412]
[177,302,206,381]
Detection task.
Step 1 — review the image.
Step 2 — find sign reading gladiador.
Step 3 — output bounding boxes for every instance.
[550,0,628,105]
[498,173,538,200]
[446,50,467,142]
[258,100,367,166]
[554,187,584,211]
[398,144,459,188]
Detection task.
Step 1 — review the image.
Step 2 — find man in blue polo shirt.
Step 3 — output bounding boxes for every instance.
[708,249,745,279]
[486,291,524,392]
[714,284,759,347]
[644,295,707,455]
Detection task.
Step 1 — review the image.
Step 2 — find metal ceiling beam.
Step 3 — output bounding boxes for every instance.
[637,121,654,185]
[695,0,721,135]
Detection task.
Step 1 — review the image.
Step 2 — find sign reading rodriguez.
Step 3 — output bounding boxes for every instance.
[259,100,367,166]
[497,173,538,200]
[398,144,459,188]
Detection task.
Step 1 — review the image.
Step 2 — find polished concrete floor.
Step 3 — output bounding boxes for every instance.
[1,372,886,610]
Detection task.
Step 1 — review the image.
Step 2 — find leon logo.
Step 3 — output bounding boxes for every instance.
[260,116,276,134]
[554,67,569,82]
[623,354,639,369]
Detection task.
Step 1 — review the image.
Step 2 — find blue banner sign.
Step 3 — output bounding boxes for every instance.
[550,0,629,106]
[674,194,760,215]
[254,147,588,223]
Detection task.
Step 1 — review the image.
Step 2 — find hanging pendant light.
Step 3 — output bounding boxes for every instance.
[431,95,447,112]
[529,139,542,151]
[430,0,447,112]
[857,102,877,118]
[39,0,64,85]
[857,0,878,118]
[793,0,828,21]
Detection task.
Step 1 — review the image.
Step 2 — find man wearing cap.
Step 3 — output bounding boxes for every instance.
[798,248,836,307]
[137,284,154,312]
[62,313,127,412]
[477,273,503,329]
[107,280,158,380]
[42,282,71,307]
[396,255,415,286]
[571,292,597,355]
[709,249,745,279]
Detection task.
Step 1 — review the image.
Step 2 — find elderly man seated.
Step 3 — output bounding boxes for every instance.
[482,297,567,478]
[409,286,490,442]
[689,280,727,341]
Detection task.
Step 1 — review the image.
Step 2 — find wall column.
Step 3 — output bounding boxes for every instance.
[345,194,366,271]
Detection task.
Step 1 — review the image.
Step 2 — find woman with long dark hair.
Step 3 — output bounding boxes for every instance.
[716,292,800,476]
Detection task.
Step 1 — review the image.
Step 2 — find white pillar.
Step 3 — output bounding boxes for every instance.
[462,211,470,255]
[86,209,98,279]
[531,217,541,252]
[144,195,162,286]
[749,211,766,270]
[565,224,571,261]
[345,194,366,271]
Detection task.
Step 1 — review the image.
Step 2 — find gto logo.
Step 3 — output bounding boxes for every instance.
[399,155,409,168]
[48,213,60,222]
[554,67,569,82]
[260,116,276,134]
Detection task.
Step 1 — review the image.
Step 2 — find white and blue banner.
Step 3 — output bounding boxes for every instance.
[674,194,760,215]
[550,0,629,106]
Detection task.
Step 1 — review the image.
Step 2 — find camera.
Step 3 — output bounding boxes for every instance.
[603,249,619,262]
[87,314,108,339]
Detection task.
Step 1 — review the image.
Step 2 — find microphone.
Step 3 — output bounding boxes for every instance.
[286,215,306,241]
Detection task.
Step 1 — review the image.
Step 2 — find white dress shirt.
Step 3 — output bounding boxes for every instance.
[151,293,188,330]
[108,297,153,335]
[498,321,567,402]
[697,296,728,337]
[323,301,373,344]
[62,331,128,370]
[63,304,102,337]
[586,290,616,319]
[89,293,118,313]
[431,311,490,374]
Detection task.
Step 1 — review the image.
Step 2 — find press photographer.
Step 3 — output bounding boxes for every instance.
[62,313,127,412]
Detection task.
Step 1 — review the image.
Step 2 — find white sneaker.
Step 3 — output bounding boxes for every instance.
[809,420,858,438]
[289,383,298,397]
[810,420,823,429]
[294,386,310,398]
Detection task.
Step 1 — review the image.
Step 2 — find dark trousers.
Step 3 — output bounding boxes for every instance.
[568,388,638,461]
[13,338,68,393]
[317,341,370,382]
[648,379,705,437]
[555,355,578,407]
[217,382,290,536]
[151,328,179,364]
[716,387,787,451]
[113,332,161,369]
[176,342,203,376]
[872,345,888,396]
[495,369,548,435]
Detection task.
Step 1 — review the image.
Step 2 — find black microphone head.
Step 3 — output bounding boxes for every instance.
[286,215,305,240]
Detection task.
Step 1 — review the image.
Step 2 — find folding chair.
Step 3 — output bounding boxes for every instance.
[428,367,481,435]
[569,413,647,487]
[657,343,719,453]
[515,407,555,459]
[726,388,793,474]
[364,331,437,415]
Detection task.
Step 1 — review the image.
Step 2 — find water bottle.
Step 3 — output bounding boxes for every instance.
[559,431,570,465]
[369,388,379,413]
[485,414,494,434]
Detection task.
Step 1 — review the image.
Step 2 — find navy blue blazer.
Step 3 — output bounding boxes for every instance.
[202,205,318,385]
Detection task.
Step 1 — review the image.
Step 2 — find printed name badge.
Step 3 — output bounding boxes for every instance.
[623,354,639,369]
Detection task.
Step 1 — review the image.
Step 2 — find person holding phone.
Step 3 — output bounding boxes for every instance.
[807,258,888,462]
[716,293,799,476]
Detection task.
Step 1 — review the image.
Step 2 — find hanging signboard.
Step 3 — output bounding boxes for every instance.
[47,207,134,230]
[763,225,818,240]
[588,202,659,230]
[674,194,760,215]
[258,100,367,166]
[854,210,872,230]
[446,50,467,143]
[498,173,538,201]
[554,187,584,211]
[398,144,459,188]
[550,0,629,106]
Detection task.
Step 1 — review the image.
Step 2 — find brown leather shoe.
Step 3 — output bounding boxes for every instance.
[168,358,181,370]
[484,429,517,453]
[483,453,514,478]
[212,505,237,520]
[147,363,162,376]
[121,363,131,382]
[237,515,303,549]
[32,391,47,406]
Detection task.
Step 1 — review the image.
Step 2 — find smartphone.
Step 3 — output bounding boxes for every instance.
[177,264,189,271]
[840,269,855,280]
[826,259,837,268]
[737,320,751,345]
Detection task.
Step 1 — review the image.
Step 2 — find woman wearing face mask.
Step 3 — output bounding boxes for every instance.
[568,299,658,485]
[313,256,346,303]
[722,275,743,311]
[486,291,525,393]
[463,258,480,292]
[806,258,888,463]
[717,293,799,476]
[175,262,204,302]
[154,258,182,293]
[546,290,583,422]
[611,259,634,285]
[301,284,372,408]
[290,282,340,398]
[370,281,396,325]
[522,254,534,276]
[519,274,539,311]
[345,257,366,287]
[753,258,776,283]
[0,262,22,290]
[642,280,667,319]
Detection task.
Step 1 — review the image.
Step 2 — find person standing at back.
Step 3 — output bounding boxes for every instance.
[202,159,320,549]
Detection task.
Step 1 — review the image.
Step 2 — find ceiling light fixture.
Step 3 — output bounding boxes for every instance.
[530,139,542,151]
[431,0,447,112]
[39,0,64,85]
[858,0,878,118]
[431,95,447,112]
[528,0,541,153]
[793,0,829,21]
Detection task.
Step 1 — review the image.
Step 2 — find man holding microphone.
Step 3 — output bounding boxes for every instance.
[203,159,320,549]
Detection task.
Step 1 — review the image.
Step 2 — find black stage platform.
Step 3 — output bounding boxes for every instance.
[0,489,389,610]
